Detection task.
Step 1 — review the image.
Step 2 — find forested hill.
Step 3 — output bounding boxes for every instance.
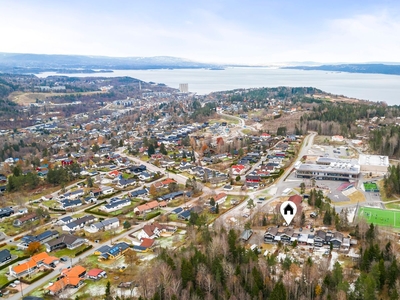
[283,64,400,76]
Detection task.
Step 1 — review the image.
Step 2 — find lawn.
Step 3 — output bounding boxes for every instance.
[363,182,379,192]
[358,206,400,228]
[52,244,88,258]
[0,265,10,287]
[42,200,58,208]
[1,245,24,257]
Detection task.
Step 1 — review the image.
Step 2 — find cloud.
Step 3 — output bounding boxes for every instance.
[1,1,400,64]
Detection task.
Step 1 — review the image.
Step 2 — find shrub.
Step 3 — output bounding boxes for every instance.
[75,245,93,257]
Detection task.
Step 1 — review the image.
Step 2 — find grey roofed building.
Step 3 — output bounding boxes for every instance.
[295,161,360,181]
[87,217,120,232]
[95,245,111,254]
[0,249,12,263]
[44,234,86,252]
[240,229,253,241]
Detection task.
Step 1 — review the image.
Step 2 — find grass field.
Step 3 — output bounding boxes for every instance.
[358,206,400,228]
[363,182,379,192]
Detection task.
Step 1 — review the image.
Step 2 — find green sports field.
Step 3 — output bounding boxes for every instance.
[363,182,379,192]
[358,206,400,228]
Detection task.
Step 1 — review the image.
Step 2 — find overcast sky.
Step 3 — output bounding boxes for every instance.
[1,0,400,64]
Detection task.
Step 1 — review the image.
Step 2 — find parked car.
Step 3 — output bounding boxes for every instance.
[60,257,68,262]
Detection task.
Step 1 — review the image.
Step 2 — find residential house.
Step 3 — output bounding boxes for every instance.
[213,192,227,205]
[138,172,152,181]
[137,222,177,241]
[108,170,121,178]
[157,191,188,201]
[0,249,12,264]
[60,199,83,210]
[10,252,59,278]
[44,234,86,252]
[117,178,136,189]
[100,199,131,212]
[264,227,278,243]
[87,268,107,280]
[18,230,59,249]
[231,164,246,175]
[330,232,343,249]
[240,229,253,241]
[134,200,159,215]
[59,189,84,201]
[128,165,146,175]
[13,213,38,227]
[280,228,295,244]
[90,186,114,197]
[128,188,148,198]
[245,175,261,183]
[0,207,14,219]
[341,238,351,252]
[98,242,130,260]
[94,245,111,256]
[62,215,96,232]
[314,230,327,247]
[178,210,191,220]
[56,216,75,226]
[86,217,120,233]
[47,265,86,295]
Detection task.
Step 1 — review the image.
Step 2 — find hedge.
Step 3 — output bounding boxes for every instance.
[20,269,53,284]
[75,245,93,257]
[84,201,106,212]
[0,243,6,248]
[145,211,161,220]
[49,207,67,212]
[86,210,109,217]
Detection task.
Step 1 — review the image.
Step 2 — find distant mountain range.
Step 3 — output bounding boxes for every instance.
[0,53,222,74]
[1,53,400,76]
[282,64,400,76]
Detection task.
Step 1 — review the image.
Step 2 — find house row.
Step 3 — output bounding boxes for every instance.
[264,227,354,251]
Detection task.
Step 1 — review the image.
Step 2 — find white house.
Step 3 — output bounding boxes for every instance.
[214,192,227,205]
[331,135,344,142]
[100,199,130,212]
[85,217,120,233]
[137,222,176,241]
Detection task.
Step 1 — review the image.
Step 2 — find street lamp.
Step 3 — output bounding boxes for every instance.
[19,277,23,298]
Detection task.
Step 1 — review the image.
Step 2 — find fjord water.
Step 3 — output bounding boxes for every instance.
[38,68,400,105]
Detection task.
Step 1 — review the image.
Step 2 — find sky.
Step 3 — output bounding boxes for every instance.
[1,0,400,64]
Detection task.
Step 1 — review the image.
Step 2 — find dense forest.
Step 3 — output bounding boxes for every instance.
[369,125,400,157]
[383,164,400,197]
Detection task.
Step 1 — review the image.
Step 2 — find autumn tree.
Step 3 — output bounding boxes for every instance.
[26,241,42,255]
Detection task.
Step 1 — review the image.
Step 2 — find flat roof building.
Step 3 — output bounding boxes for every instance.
[295,159,360,181]
[358,154,389,173]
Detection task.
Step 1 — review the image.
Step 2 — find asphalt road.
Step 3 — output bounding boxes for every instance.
[9,132,316,299]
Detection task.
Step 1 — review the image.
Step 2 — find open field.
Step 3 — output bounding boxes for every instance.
[10,91,105,105]
[358,206,400,228]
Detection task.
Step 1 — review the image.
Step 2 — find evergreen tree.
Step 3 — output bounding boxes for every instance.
[270,281,287,300]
